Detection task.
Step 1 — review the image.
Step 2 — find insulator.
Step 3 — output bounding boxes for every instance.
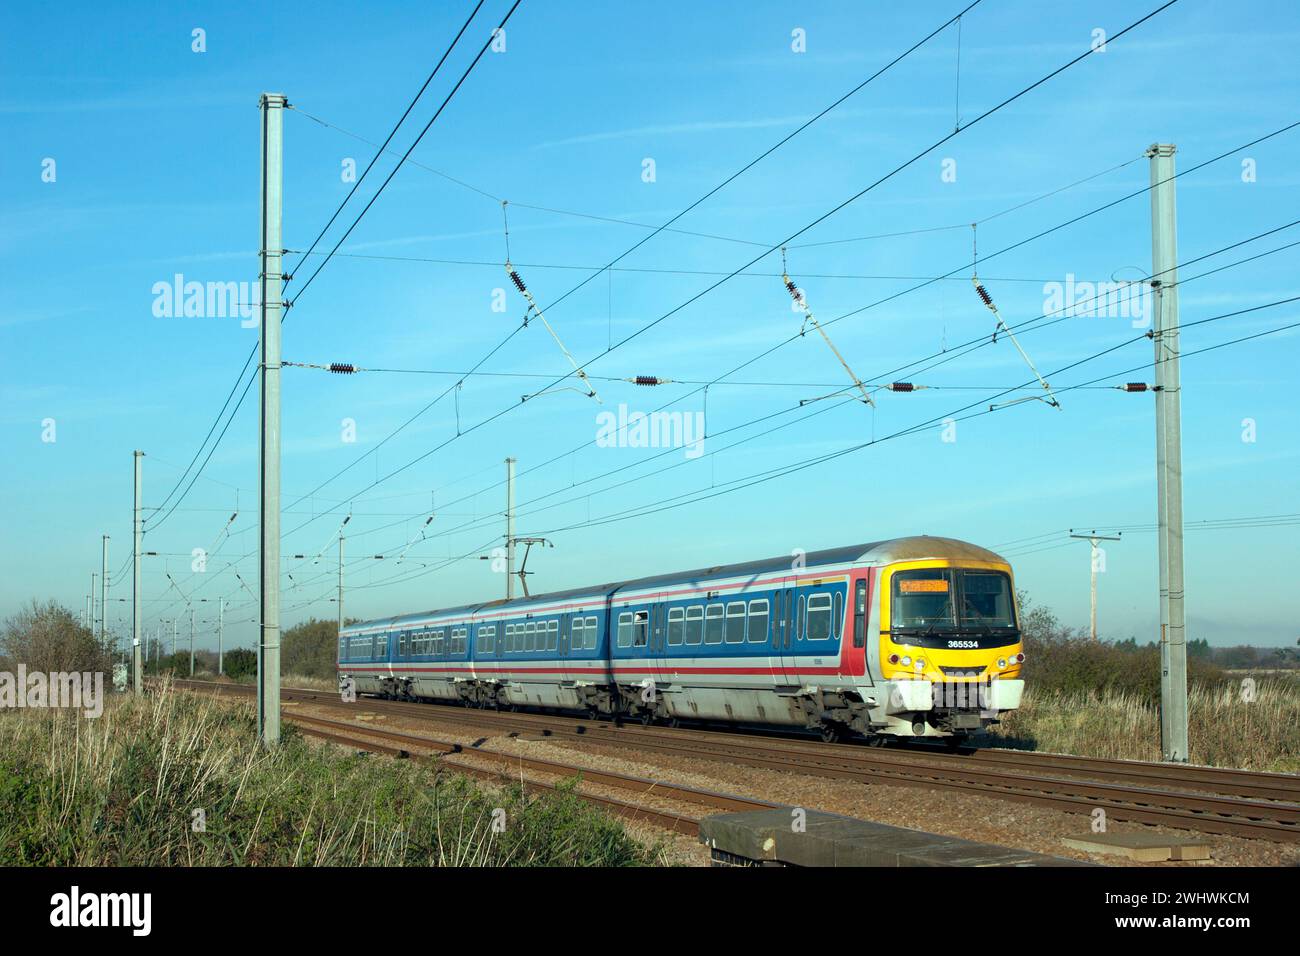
[633,375,663,386]
[974,283,993,307]
[1122,383,1149,392]
[785,279,799,297]
[509,270,527,293]
[888,382,915,392]
[329,363,356,374]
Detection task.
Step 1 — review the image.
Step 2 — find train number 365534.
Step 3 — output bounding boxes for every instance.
[946,640,979,648]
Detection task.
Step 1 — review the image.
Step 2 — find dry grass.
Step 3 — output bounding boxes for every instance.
[989,680,1300,773]
[194,670,339,692]
[0,679,662,866]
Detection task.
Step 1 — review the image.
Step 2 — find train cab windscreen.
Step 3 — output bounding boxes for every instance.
[890,568,1018,646]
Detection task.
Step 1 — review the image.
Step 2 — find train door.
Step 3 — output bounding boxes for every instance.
[852,576,873,683]
[774,579,798,686]
[654,597,670,682]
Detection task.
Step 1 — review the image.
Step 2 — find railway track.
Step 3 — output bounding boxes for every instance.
[175,679,1300,844]
[285,710,777,837]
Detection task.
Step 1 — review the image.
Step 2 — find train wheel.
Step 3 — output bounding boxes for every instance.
[820,722,843,744]
[639,711,654,726]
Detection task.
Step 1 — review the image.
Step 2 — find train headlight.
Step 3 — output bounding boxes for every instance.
[915,658,925,669]
[1015,652,1025,663]
[997,658,1007,669]
[900,655,912,667]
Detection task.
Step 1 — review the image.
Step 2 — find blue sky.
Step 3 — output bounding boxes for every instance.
[3,0,1298,654]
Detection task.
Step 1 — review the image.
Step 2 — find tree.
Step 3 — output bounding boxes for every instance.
[1,599,115,675]
[281,617,340,678]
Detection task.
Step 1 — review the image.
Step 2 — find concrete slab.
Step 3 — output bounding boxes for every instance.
[1062,832,1212,862]
[700,808,1088,867]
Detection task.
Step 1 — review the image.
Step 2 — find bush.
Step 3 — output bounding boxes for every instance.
[1016,591,1224,699]
[222,648,257,680]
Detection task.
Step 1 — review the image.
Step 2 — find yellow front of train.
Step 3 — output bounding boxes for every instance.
[876,554,1024,739]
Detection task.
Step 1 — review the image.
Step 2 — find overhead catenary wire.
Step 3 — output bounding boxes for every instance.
[140,2,498,536]
[316,267,1300,597]
[297,208,1300,579]
[270,198,1300,617]
[287,0,524,309]
[278,1,1184,546]
[278,1,989,527]
[343,269,1300,572]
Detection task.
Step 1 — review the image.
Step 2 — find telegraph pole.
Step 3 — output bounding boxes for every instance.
[99,535,109,643]
[337,534,344,649]
[218,597,224,676]
[258,91,287,746]
[505,457,516,600]
[171,619,177,658]
[132,451,143,693]
[189,608,195,677]
[1148,142,1189,763]
[1069,530,1121,642]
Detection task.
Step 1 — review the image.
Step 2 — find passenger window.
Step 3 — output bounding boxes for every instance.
[667,607,685,645]
[685,606,703,645]
[725,602,746,643]
[585,616,599,649]
[547,620,558,651]
[807,593,833,640]
[617,612,633,648]
[747,599,769,643]
[525,622,536,652]
[704,605,725,645]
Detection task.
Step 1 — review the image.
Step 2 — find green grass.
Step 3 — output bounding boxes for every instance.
[0,680,663,866]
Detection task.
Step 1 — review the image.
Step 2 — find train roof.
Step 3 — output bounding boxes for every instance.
[341,536,1007,634]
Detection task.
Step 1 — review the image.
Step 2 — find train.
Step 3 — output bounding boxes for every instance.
[337,536,1025,743]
